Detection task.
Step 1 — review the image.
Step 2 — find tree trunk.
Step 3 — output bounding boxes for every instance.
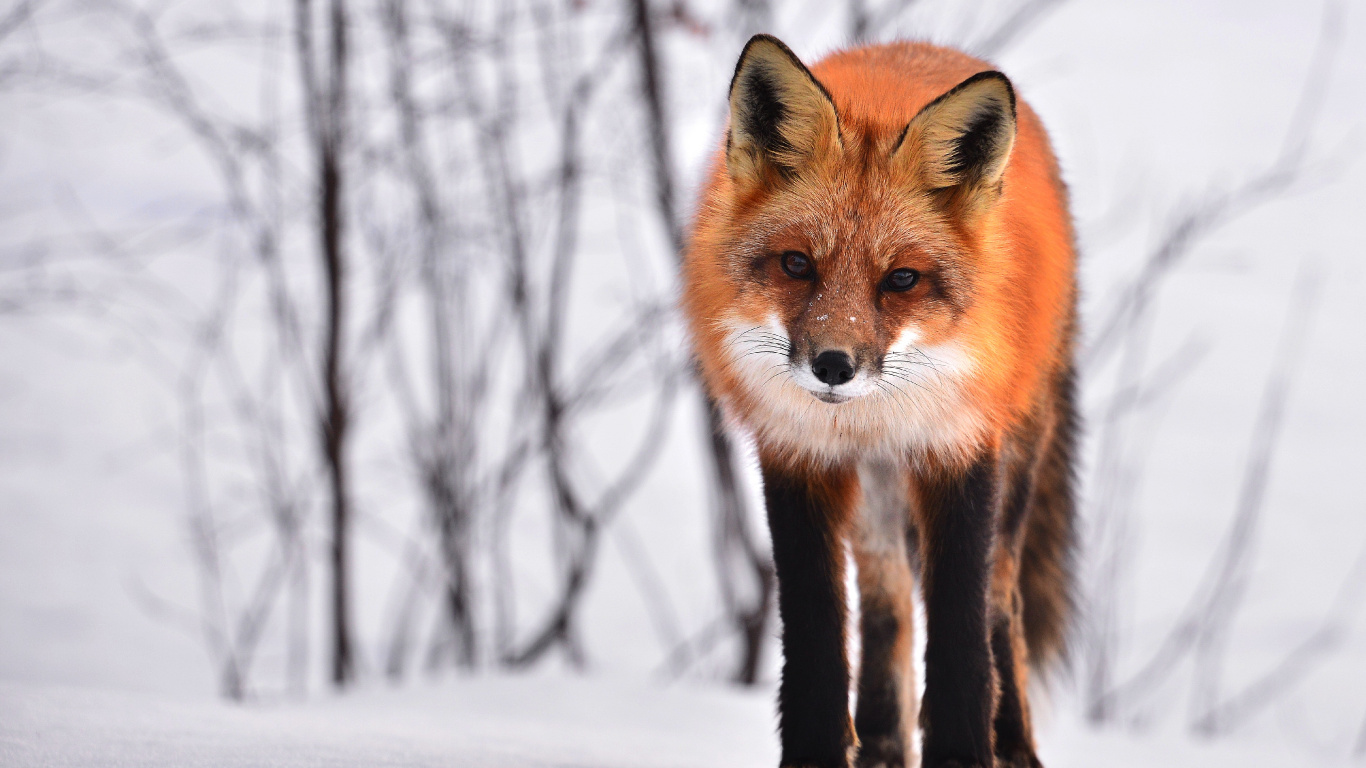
[297,0,354,689]
[628,0,774,684]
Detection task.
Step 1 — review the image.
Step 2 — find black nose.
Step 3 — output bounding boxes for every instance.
[811,350,855,386]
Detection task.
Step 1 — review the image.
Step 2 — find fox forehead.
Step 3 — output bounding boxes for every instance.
[731,152,968,275]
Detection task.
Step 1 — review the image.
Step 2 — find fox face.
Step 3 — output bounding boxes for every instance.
[686,37,1029,466]
[719,173,976,407]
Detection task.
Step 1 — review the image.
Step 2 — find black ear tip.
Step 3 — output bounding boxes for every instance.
[736,34,773,66]
[742,33,792,54]
[920,69,1018,124]
[730,34,806,98]
[735,34,802,70]
[970,70,1017,116]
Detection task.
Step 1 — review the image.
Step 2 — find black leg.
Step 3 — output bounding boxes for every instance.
[853,460,917,768]
[990,609,1040,768]
[854,577,916,767]
[991,425,1047,767]
[762,457,857,768]
[916,453,1000,768]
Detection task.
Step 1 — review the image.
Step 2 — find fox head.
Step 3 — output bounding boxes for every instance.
[685,36,1032,465]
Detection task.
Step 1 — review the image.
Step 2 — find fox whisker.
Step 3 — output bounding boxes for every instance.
[762,365,794,387]
[880,368,930,393]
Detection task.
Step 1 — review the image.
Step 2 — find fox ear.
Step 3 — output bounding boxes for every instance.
[726,35,840,184]
[895,71,1016,211]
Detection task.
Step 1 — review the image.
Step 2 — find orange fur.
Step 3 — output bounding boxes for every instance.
[682,41,1076,472]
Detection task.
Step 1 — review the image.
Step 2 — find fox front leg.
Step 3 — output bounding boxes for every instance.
[761,456,859,768]
[914,452,1002,768]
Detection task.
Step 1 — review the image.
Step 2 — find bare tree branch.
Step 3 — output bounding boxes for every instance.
[295,0,356,688]
[972,0,1068,58]
[628,0,775,686]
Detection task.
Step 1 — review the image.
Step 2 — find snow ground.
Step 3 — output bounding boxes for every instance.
[0,676,777,768]
[2,675,1355,768]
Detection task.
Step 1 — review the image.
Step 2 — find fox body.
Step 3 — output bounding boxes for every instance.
[682,36,1077,768]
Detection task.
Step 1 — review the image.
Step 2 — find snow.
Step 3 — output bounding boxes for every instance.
[3,675,1358,767]
[0,676,776,768]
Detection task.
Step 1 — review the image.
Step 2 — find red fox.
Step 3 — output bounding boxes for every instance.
[682,36,1077,768]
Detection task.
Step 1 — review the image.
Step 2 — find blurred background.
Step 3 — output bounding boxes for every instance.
[1,0,1364,763]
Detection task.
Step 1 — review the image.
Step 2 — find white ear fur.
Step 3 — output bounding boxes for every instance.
[726,35,841,183]
[895,71,1017,203]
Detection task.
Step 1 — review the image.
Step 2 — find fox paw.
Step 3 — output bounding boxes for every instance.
[856,757,906,768]
[855,735,907,768]
[995,751,1043,768]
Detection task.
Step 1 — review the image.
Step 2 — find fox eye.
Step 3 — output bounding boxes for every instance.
[881,268,920,292]
[780,251,814,280]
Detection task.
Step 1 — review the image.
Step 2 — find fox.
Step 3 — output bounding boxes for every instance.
[681,36,1078,768]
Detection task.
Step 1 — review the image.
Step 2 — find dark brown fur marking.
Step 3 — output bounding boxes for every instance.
[853,461,918,767]
[914,453,1000,768]
[762,456,859,767]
